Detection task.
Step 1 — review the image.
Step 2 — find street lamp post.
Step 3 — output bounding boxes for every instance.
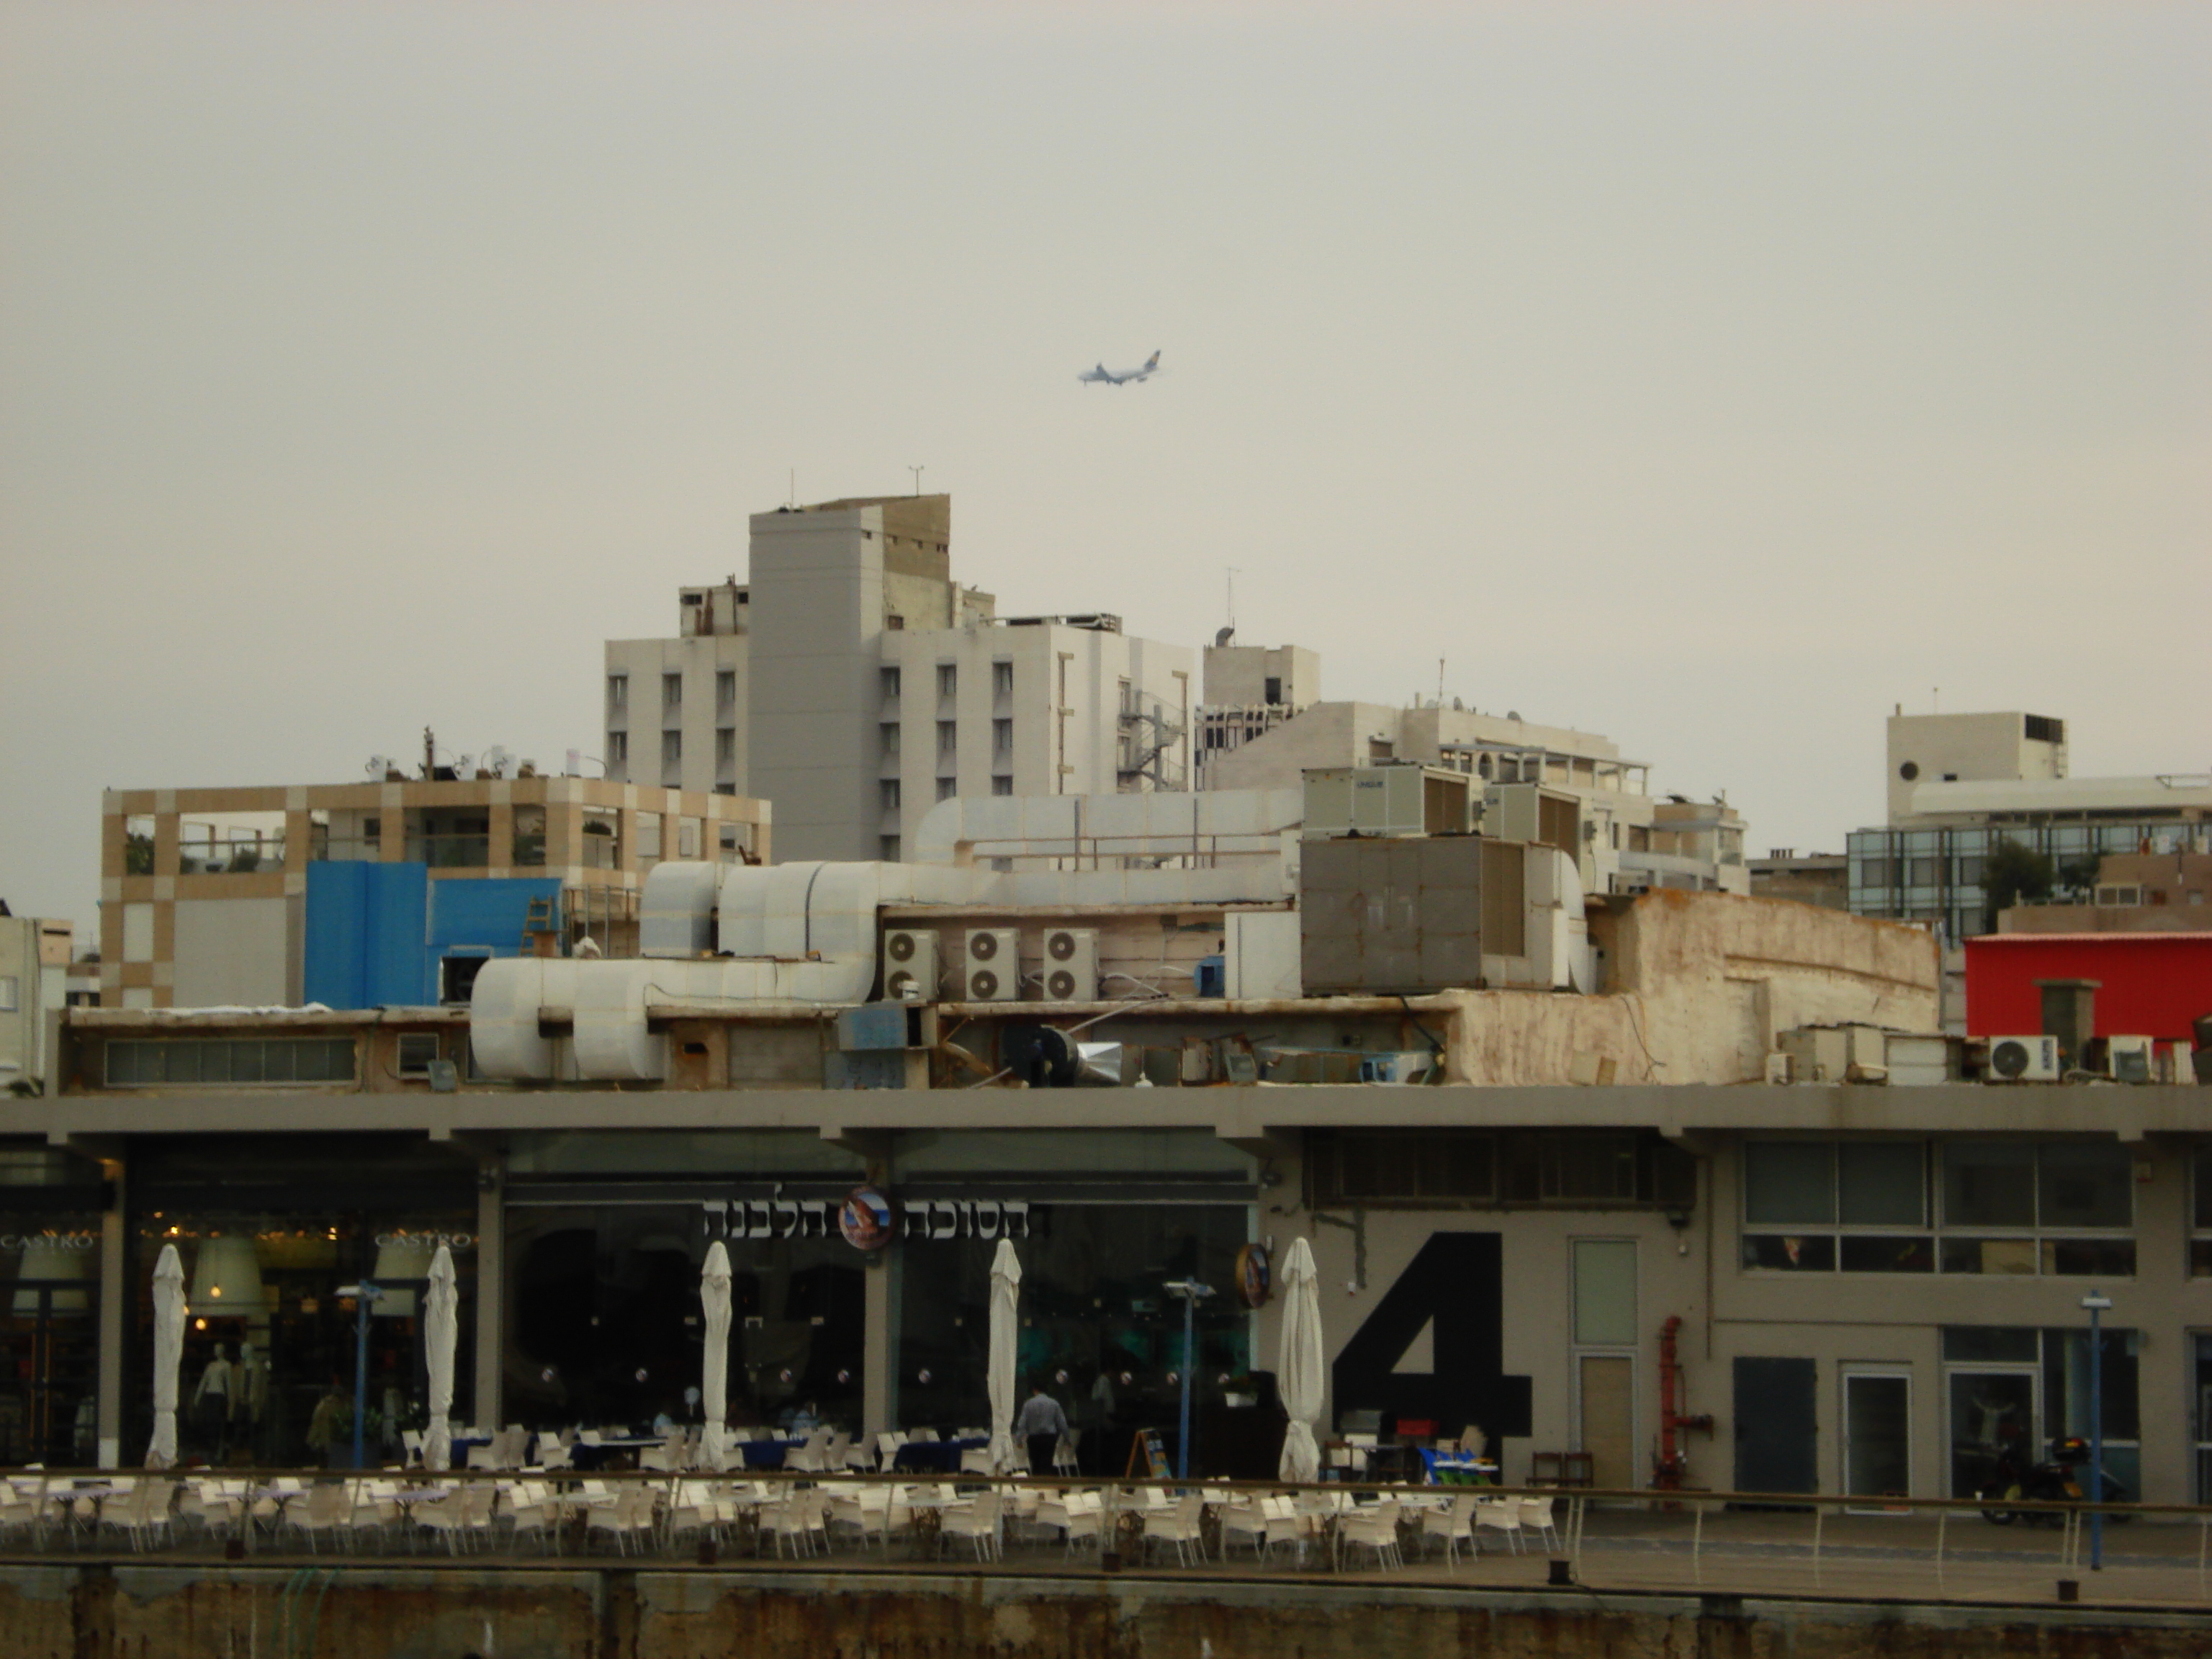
[338,1282,382,1470]
[1163,1280,1215,1480]
[2082,1289,2113,1571]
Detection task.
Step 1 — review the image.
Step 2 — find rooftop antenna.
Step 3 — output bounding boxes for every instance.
[787,468,795,508]
[423,725,436,779]
[1437,657,1446,707]
[909,465,925,497]
[1225,567,1241,634]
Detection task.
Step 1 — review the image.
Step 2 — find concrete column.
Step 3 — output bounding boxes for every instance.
[866,1253,896,1441]
[96,1156,125,1467]
[472,1156,505,1431]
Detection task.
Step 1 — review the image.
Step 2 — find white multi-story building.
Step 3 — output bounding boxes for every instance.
[605,495,1194,864]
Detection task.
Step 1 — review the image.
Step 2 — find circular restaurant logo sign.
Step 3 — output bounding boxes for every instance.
[1235,1242,1272,1309]
[839,1187,898,1253]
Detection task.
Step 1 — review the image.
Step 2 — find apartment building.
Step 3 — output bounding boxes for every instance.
[96,772,768,1009]
[1848,710,2212,944]
[1203,696,1747,896]
[604,495,1193,864]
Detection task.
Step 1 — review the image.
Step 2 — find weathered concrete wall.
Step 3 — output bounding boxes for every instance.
[1611,890,1940,1083]
[3,1563,2207,1659]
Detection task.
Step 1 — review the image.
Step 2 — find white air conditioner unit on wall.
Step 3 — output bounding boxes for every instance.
[881,929,939,1002]
[1986,1035,2059,1083]
[1041,928,1098,1002]
[963,928,1020,1002]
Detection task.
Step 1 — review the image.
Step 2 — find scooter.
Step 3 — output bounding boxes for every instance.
[1977,1436,2126,1525]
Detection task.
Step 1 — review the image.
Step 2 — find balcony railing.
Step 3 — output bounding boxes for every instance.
[178,840,285,875]
[405,835,492,869]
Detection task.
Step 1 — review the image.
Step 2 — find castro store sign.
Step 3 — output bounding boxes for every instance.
[0,1232,99,1255]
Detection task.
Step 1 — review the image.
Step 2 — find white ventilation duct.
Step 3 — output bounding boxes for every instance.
[641,862,720,958]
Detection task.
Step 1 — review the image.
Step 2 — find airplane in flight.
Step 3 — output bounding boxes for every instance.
[1078,351,1162,386]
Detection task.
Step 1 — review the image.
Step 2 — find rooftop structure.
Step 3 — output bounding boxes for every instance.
[605,495,1193,865]
[97,772,768,1009]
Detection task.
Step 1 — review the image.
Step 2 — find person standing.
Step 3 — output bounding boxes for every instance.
[1013,1381,1069,1478]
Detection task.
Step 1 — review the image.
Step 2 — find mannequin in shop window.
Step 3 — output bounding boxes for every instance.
[192,1344,233,1458]
[233,1341,266,1462]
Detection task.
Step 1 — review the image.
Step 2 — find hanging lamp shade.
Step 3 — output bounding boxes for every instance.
[370,1238,433,1317]
[12,1236,96,1315]
[189,1236,266,1314]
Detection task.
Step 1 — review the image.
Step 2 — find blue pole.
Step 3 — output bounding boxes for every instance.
[2088,1293,2104,1571]
[351,1282,374,1471]
[1177,1293,1195,1481]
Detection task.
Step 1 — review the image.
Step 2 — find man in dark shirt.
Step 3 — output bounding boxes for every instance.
[1013,1381,1069,1477]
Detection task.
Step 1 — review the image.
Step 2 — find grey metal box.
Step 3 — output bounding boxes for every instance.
[1300,835,1486,995]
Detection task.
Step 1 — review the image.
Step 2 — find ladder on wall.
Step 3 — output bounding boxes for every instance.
[521,896,559,958]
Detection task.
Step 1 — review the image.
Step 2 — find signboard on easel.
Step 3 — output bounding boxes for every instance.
[1125,1428,1168,1479]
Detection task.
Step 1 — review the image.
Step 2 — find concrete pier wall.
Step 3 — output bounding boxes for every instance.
[1,1564,2205,1659]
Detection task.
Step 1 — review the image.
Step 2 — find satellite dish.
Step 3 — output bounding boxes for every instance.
[1214,626,1235,647]
[364,755,387,779]
[480,746,512,778]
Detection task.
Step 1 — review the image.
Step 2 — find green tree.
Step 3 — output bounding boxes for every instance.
[1983,837,2055,928]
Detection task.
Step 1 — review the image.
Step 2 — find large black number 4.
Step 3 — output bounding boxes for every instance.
[1330,1232,1532,1439]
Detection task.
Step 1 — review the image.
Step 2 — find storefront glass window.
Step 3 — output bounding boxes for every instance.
[895,1204,1251,1475]
[503,1202,863,1437]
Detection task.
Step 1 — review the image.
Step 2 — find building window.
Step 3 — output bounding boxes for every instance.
[0,976,16,1013]
[661,731,682,768]
[992,661,1014,698]
[607,732,628,765]
[881,667,901,703]
[1741,1139,2134,1277]
[935,777,957,802]
[715,727,737,765]
[396,1033,441,1076]
[606,675,628,710]
[992,776,1014,797]
[881,779,901,811]
[662,673,683,708]
[937,721,957,758]
[938,664,958,700]
[1308,1130,1692,1210]
[716,670,736,709]
[880,723,901,759]
[104,1038,357,1087]
[992,718,1014,757]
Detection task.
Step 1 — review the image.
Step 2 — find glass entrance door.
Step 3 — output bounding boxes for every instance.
[1841,1369,1910,1504]
[0,1282,100,1467]
[1947,1367,2036,1498]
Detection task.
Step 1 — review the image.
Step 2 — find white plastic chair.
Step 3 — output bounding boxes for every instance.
[1338,1498,1403,1570]
[940,1489,1003,1562]
[1421,1492,1479,1565]
[1518,1493,1561,1552]
[1474,1498,1524,1555]
[1141,1492,1205,1568]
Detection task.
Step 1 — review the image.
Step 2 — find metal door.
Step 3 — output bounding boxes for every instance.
[1578,1355,1635,1490]
[1733,1357,1817,1495]
[0,1282,99,1467]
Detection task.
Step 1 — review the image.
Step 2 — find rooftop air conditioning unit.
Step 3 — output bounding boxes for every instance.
[1041,928,1098,1002]
[881,929,939,1002]
[963,929,1020,1002]
[1986,1035,2059,1084]
[2105,1035,2154,1084]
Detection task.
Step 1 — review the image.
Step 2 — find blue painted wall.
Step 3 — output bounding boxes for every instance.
[305,865,561,1007]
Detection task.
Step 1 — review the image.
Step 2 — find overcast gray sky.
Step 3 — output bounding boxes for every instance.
[4,2,2207,934]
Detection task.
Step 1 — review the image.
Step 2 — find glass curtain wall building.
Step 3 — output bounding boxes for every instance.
[1848,819,2193,943]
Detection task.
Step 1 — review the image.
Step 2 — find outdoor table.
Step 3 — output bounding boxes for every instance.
[737,1438,808,1470]
[567,1438,660,1471]
[891,1437,986,1474]
[899,1491,963,1557]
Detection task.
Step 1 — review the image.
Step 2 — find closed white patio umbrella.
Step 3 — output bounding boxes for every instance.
[1277,1237,1323,1483]
[699,1242,732,1470]
[146,1244,185,1469]
[986,1238,1022,1474]
[423,1244,459,1471]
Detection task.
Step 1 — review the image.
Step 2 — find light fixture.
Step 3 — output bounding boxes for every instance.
[370,1238,433,1317]
[12,1237,94,1316]
[189,1236,266,1314]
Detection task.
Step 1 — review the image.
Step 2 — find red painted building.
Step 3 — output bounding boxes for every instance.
[1964,932,2212,1040]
